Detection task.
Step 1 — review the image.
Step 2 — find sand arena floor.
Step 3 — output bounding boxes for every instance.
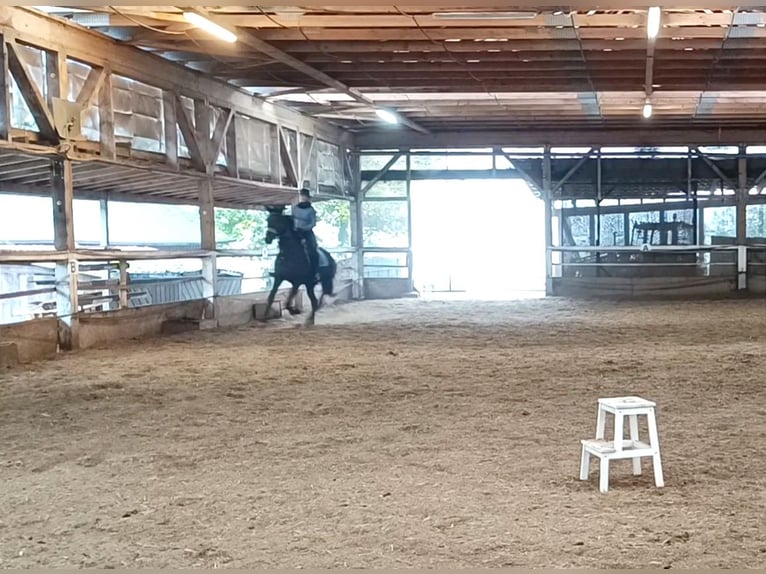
[1,296,765,567]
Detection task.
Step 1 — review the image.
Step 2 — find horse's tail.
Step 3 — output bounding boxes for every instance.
[320,249,336,296]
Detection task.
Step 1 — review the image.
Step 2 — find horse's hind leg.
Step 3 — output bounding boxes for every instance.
[304,284,319,327]
[285,285,301,315]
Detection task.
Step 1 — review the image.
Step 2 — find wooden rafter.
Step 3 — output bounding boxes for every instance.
[174,94,206,172]
[209,108,234,167]
[32,4,766,137]
[6,40,59,143]
[75,65,107,107]
[278,127,299,187]
[228,26,430,135]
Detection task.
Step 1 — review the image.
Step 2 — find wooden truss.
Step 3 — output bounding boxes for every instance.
[0,7,354,209]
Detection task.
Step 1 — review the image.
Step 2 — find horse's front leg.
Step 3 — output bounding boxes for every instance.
[285,285,301,315]
[262,276,282,321]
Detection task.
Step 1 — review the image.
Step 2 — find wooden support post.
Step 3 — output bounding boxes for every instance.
[99,198,110,247]
[194,98,211,161]
[543,145,553,295]
[405,152,414,292]
[45,49,67,105]
[162,90,178,169]
[51,158,79,349]
[301,135,316,189]
[596,150,602,247]
[118,259,128,309]
[295,132,302,187]
[279,126,298,187]
[0,36,10,142]
[623,211,631,246]
[271,124,281,185]
[99,71,115,160]
[175,95,204,172]
[225,113,238,177]
[199,177,217,317]
[348,152,364,299]
[736,146,748,290]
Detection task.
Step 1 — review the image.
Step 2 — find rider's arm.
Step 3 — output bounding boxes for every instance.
[309,206,317,228]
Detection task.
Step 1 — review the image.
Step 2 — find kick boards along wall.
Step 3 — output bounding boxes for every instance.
[552,235,766,299]
[0,280,355,365]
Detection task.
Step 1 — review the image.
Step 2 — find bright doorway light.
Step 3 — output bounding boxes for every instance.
[410,178,545,299]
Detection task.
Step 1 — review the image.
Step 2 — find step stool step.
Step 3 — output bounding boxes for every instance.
[581,438,654,459]
[598,396,656,410]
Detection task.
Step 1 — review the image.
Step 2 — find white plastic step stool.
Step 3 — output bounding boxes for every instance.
[579,396,664,493]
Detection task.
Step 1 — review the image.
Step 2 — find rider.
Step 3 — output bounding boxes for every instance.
[291,187,319,279]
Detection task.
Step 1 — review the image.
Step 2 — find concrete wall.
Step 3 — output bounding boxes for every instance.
[551,276,744,298]
[78,300,205,349]
[748,275,766,296]
[364,278,413,300]
[0,317,58,363]
[78,279,357,348]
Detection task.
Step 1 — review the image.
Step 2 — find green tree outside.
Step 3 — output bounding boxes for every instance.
[215,200,353,251]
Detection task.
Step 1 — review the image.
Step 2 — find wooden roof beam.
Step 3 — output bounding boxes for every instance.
[77,9,758,30]
[693,9,738,118]
[204,16,430,134]
[354,125,766,149]
[265,38,761,53]
[644,9,657,105]
[0,7,349,146]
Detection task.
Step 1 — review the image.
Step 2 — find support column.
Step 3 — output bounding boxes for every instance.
[99,198,110,247]
[543,146,553,295]
[349,152,364,299]
[736,146,748,290]
[0,36,12,142]
[405,152,414,292]
[688,151,700,245]
[194,98,218,317]
[99,72,115,160]
[52,158,79,349]
[118,260,128,309]
[623,210,631,246]
[199,177,217,317]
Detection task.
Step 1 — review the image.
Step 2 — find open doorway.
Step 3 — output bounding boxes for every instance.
[410,179,545,299]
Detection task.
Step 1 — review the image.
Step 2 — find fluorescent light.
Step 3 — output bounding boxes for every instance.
[642,102,653,118]
[647,6,661,39]
[183,11,237,43]
[375,109,398,124]
[433,11,537,20]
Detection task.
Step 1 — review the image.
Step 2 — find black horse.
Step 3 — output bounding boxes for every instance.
[263,206,336,325]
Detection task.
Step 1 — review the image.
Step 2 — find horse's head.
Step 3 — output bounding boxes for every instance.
[265,205,291,244]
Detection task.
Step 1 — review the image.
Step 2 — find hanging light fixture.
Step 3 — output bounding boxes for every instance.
[647,7,661,39]
[642,101,653,118]
[183,11,237,43]
[432,11,538,20]
[375,109,398,124]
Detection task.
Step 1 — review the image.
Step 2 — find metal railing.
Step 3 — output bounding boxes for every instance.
[548,243,766,289]
[0,247,360,325]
